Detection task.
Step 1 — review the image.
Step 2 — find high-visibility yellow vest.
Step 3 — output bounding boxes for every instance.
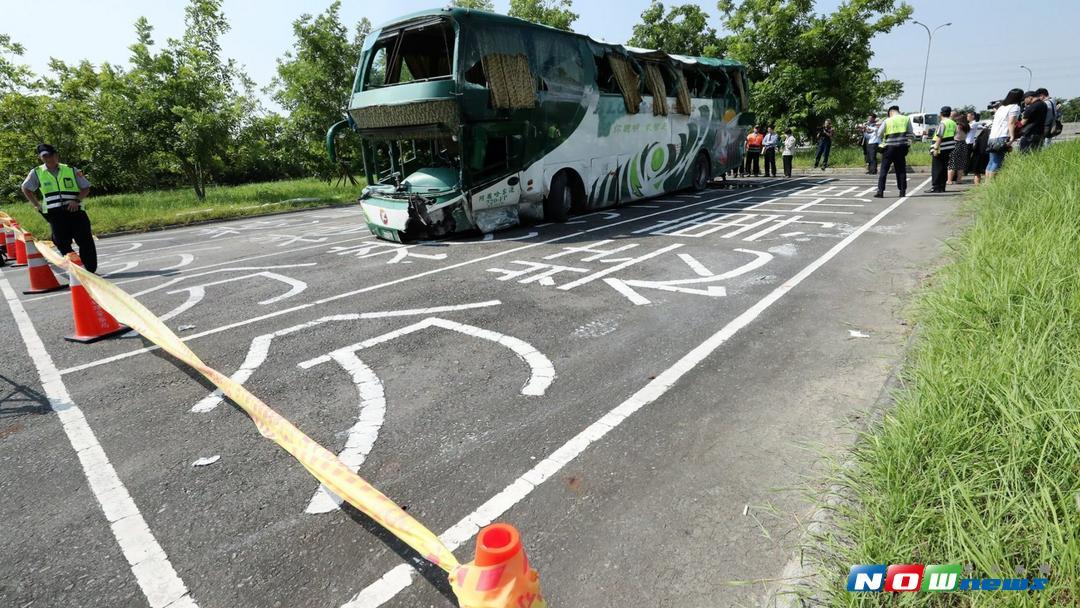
[880,114,911,147]
[936,118,957,142]
[35,163,81,211]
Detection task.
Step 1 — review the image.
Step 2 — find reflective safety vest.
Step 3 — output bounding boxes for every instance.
[936,118,957,151]
[880,114,912,147]
[746,132,764,152]
[35,163,81,211]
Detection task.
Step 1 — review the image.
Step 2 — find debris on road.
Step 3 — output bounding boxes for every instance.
[191,455,221,467]
[848,330,870,338]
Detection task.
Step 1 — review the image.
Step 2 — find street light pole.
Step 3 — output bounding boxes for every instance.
[913,20,952,115]
[1020,65,1032,90]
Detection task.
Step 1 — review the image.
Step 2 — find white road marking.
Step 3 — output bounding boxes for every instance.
[341,176,933,607]
[297,316,554,513]
[58,180,812,375]
[605,248,772,305]
[0,275,197,608]
[677,253,713,277]
[189,301,503,414]
[160,271,307,323]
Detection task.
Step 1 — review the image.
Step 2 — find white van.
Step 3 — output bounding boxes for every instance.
[911,113,940,141]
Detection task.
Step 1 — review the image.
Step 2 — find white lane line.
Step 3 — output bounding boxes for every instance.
[297,316,553,514]
[0,275,197,608]
[342,176,934,608]
[59,179,808,375]
[189,301,504,414]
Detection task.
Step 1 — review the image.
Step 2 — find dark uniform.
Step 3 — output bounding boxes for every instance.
[21,144,97,272]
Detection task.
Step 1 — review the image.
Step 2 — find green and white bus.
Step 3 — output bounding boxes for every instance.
[327,8,753,242]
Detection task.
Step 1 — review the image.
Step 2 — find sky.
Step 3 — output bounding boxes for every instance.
[5,0,1080,115]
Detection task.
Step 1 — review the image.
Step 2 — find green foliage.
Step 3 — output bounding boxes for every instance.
[451,0,496,10]
[270,2,368,180]
[507,0,579,30]
[717,0,912,136]
[1059,97,1080,123]
[0,34,33,92]
[629,2,724,57]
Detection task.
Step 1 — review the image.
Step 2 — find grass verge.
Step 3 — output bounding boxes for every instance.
[791,142,932,170]
[810,141,1079,605]
[0,178,363,237]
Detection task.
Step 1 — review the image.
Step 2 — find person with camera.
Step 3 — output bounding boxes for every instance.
[813,119,834,170]
[1018,91,1048,153]
[985,89,1023,180]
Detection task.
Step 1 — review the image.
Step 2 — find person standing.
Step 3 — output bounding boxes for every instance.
[20,144,97,272]
[986,89,1023,180]
[863,114,881,175]
[930,106,957,192]
[744,125,764,177]
[782,128,796,178]
[874,106,913,198]
[1037,88,1060,146]
[1018,90,1047,153]
[813,119,834,170]
[948,121,970,184]
[761,125,778,177]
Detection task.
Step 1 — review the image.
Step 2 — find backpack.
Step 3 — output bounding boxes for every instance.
[1046,99,1063,138]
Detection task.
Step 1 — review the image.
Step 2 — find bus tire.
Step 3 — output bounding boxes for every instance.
[544,171,573,222]
[691,152,711,191]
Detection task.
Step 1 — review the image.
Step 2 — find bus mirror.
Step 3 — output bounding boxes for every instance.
[738,112,756,127]
[326,120,348,163]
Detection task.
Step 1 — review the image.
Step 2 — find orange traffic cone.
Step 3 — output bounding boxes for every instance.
[450,523,546,608]
[12,225,28,267]
[65,253,127,343]
[1,226,12,259]
[22,233,68,294]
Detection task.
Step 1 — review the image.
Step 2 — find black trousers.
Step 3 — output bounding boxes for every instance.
[763,148,777,176]
[865,142,879,174]
[744,150,761,176]
[46,208,97,272]
[877,145,908,195]
[782,155,793,177]
[814,138,832,168]
[931,150,951,191]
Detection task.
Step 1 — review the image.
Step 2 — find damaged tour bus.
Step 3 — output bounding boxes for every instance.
[327,7,753,242]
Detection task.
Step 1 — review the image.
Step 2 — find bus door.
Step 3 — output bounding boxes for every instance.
[468,126,524,214]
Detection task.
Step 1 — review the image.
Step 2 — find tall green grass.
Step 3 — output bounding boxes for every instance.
[0,178,363,236]
[811,142,1079,606]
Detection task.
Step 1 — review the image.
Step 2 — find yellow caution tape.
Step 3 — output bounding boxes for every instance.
[35,241,461,573]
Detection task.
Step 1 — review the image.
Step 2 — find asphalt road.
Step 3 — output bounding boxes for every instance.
[0,174,965,608]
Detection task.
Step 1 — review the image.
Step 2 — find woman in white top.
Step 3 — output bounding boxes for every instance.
[986,88,1023,180]
[781,129,797,178]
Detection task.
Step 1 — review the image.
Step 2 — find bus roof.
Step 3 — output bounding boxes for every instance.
[372,7,745,70]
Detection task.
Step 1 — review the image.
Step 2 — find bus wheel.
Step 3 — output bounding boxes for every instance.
[692,153,711,191]
[544,171,573,222]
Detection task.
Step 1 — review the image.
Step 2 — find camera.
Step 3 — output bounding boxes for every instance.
[987,100,1002,110]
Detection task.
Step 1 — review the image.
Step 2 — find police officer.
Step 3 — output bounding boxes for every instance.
[874,106,914,199]
[930,106,957,192]
[20,144,97,272]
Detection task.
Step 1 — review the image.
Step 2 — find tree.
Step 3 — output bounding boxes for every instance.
[271,2,368,179]
[508,0,578,30]
[452,0,496,10]
[0,34,33,93]
[629,2,724,57]
[1059,97,1080,123]
[717,0,911,136]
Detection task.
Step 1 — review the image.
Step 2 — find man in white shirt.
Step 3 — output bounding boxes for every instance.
[781,129,796,178]
[861,114,880,174]
[761,125,779,177]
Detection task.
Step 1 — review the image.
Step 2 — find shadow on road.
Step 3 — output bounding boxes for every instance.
[0,373,50,418]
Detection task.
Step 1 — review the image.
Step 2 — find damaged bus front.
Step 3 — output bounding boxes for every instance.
[328,8,751,242]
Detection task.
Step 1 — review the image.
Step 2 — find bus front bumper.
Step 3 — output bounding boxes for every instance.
[360,192,471,242]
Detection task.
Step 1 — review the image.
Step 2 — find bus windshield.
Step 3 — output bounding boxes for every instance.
[365,136,460,190]
[364,19,455,89]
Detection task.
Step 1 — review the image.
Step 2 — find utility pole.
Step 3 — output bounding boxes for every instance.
[913,20,952,115]
[1020,65,1032,90]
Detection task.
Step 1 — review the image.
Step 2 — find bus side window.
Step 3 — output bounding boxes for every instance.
[606,54,642,114]
[534,33,583,96]
[594,54,621,95]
